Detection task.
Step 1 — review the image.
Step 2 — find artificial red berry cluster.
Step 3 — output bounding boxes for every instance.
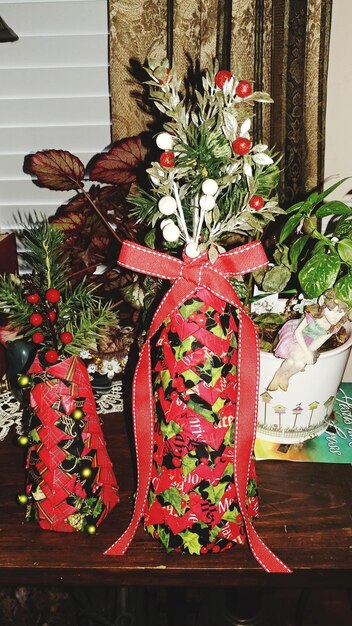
[26,286,73,364]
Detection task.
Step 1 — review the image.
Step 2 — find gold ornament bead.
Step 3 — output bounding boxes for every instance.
[18,435,29,447]
[81,467,92,479]
[71,408,84,421]
[86,524,97,535]
[18,375,30,388]
[17,493,28,505]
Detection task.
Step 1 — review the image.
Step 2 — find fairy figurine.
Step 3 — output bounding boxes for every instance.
[268,289,351,391]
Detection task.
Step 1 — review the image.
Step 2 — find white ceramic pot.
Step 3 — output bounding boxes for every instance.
[257,327,352,444]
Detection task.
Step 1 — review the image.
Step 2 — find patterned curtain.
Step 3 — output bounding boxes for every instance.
[109,0,332,205]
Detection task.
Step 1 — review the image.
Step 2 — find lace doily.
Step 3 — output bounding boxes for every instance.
[0,380,124,442]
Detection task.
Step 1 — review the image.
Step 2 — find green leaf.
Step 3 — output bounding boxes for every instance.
[158,526,171,551]
[312,177,350,206]
[92,498,103,519]
[179,530,202,555]
[337,239,352,266]
[253,313,287,326]
[262,265,291,292]
[204,481,227,505]
[299,252,340,298]
[209,525,221,542]
[289,235,308,271]
[279,213,303,243]
[334,273,352,307]
[144,229,156,249]
[316,201,352,218]
[334,216,352,238]
[160,419,182,439]
[222,506,241,523]
[162,488,183,515]
[285,200,304,215]
[182,453,198,477]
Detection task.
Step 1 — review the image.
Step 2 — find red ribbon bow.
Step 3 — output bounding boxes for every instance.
[105,240,291,573]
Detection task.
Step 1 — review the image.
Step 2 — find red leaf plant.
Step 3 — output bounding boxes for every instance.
[23,136,147,298]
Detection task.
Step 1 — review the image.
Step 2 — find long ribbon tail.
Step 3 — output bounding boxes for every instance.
[235,310,292,573]
[104,341,154,555]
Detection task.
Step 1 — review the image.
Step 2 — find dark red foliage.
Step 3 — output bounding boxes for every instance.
[89,136,146,185]
[24,150,85,191]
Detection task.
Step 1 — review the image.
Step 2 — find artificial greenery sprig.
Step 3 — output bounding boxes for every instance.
[0,218,118,363]
[130,58,284,262]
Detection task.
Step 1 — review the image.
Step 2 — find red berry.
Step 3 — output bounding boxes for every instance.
[200,546,208,554]
[29,313,43,327]
[26,293,40,304]
[45,349,59,364]
[235,80,252,99]
[153,530,159,539]
[221,355,229,363]
[249,195,265,211]
[170,391,178,400]
[32,332,45,344]
[156,67,170,85]
[45,288,61,303]
[212,544,221,553]
[232,137,251,155]
[60,331,73,345]
[215,69,232,89]
[47,310,56,323]
[172,457,182,468]
[159,151,175,168]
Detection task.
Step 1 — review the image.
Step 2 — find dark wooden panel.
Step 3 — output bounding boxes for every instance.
[0,407,351,587]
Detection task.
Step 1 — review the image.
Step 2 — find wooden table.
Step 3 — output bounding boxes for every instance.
[0,411,351,588]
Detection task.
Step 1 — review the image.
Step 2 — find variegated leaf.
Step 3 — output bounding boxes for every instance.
[25,150,85,191]
[252,153,274,166]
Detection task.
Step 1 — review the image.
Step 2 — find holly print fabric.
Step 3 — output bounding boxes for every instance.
[23,354,119,532]
[145,287,259,554]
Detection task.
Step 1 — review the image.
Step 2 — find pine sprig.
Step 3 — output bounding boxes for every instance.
[21,218,68,291]
[62,301,118,355]
[0,274,32,329]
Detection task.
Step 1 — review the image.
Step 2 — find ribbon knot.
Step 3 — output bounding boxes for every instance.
[178,253,206,286]
[104,240,291,573]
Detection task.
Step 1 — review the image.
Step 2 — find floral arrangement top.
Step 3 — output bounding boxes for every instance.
[130,59,284,262]
[0,218,118,367]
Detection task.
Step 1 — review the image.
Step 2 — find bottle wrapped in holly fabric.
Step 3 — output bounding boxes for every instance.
[0,219,120,534]
[147,289,258,554]
[104,60,291,572]
[21,353,119,533]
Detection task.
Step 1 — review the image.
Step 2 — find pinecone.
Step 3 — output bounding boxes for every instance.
[65,513,85,532]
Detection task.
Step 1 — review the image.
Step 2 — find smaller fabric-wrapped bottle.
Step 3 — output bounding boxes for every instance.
[22,353,119,533]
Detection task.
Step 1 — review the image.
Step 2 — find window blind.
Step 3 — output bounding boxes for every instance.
[0,0,111,231]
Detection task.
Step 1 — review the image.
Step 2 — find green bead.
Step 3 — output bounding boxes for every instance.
[86,525,96,535]
[17,435,29,447]
[18,375,30,388]
[71,408,84,421]
[17,493,28,505]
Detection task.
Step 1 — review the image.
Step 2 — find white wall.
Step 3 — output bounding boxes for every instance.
[325,0,352,201]
[324,0,352,380]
